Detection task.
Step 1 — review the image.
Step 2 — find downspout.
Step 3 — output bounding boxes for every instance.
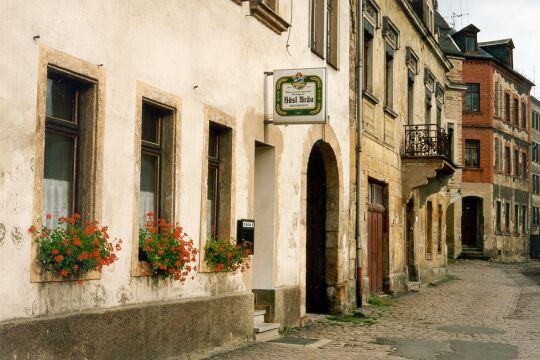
[355,0,364,307]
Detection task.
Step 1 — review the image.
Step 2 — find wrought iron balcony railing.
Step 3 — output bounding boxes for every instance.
[402,124,452,160]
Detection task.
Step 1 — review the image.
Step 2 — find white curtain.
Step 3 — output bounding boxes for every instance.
[42,179,70,228]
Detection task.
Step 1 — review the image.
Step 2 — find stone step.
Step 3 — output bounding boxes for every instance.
[254,322,280,333]
[254,309,266,325]
[254,327,280,341]
[459,250,490,260]
[407,281,421,292]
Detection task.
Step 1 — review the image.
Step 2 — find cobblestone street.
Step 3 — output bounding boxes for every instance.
[205,260,540,360]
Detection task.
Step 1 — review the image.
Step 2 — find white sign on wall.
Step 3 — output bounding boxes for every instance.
[273,67,326,124]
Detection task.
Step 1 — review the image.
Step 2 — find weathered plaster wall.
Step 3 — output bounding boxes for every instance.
[359,0,452,296]
[0,0,351,327]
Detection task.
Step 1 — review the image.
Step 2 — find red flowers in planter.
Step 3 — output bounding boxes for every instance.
[138,212,198,282]
[204,239,251,273]
[29,214,121,279]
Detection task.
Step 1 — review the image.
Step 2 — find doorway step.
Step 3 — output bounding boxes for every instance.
[407,281,421,292]
[254,307,280,341]
[459,245,489,260]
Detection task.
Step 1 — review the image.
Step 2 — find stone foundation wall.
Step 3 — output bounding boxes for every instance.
[0,292,253,360]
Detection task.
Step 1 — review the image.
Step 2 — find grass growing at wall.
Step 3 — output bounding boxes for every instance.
[327,311,377,326]
[367,295,393,307]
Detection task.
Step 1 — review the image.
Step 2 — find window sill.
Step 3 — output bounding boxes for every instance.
[230,0,242,4]
[464,166,481,171]
[464,111,482,115]
[384,106,399,119]
[426,253,433,260]
[249,1,290,34]
[363,90,379,105]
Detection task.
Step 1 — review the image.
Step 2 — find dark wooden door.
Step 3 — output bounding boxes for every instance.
[368,203,384,294]
[306,147,327,313]
[462,198,477,246]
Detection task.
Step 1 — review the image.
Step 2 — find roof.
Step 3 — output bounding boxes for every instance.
[479,39,515,49]
[434,11,463,57]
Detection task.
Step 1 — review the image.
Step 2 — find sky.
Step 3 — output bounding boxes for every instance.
[438,0,540,94]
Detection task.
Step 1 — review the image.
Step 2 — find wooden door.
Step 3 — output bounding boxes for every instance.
[306,147,327,313]
[368,203,384,294]
[462,198,477,246]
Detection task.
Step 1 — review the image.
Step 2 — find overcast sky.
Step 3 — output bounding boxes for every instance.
[438,0,539,93]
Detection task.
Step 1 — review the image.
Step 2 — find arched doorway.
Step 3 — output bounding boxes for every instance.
[461,196,483,249]
[306,141,339,314]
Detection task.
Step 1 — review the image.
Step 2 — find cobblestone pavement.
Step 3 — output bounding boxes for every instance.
[203,260,540,360]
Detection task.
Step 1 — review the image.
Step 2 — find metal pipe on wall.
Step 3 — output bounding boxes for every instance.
[355,0,364,307]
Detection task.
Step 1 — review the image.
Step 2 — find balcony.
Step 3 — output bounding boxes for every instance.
[402,124,452,160]
[401,124,457,205]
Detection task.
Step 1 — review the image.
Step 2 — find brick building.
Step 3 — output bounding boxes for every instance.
[451,25,534,261]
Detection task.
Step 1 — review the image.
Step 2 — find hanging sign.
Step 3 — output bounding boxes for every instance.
[273,67,326,124]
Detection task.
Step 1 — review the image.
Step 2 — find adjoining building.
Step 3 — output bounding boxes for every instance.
[0,1,355,357]
[357,0,460,296]
[531,96,540,259]
[451,25,534,261]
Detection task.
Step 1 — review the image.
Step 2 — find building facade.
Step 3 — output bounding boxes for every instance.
[0,1,355,357]
[454,25,534,261]
[358,0,460,297]
[531,96,540,258]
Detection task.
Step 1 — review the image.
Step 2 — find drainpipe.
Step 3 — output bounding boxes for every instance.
[355,0,364,307]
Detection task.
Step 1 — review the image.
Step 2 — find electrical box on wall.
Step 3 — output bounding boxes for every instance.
[236,219,255,254]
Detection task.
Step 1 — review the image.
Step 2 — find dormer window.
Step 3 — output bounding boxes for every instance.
[465,35,476,52]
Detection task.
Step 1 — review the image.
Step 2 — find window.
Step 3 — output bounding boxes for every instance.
[43,72,84,226]
[465,140,480,167]
[436,105,442,128]
[426,201,433,255]
[534,175,540,195]
[513,98,519,126]
[407,77,415,124]
[205,121,233,241]
[465,83,480,112]
[496,201,502,232]
[505,202,510,233]
[514,204,519,234]
[425,92,432,124]
[310,0,339,68]
[522,102,527,128]
[437,204,442,254]
[33,47,105,283]
[494,82,501,117]
[522,205,527,234]
[326,0,339,68]
[384,50,394,109]
[406,47,418,125]
[465,36,476,52]
[494,138,501,171]
[514,149,519,177]
[363,31,374,93]
[139,101,175,228]
[521,152,527,179]
[505,93,510,122]
[534,207,539,226]
[505,146,511,175]
[383,17,399,110]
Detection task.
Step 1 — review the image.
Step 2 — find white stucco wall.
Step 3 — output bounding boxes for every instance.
[0,0,351,321]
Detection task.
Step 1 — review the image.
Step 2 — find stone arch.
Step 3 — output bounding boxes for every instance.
[299,124,347,315]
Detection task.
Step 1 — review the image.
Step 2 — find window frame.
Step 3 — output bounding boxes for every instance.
[465,83,480,113]
[199,106,236,272]
[464,139,480,168]
[131,82,181,277]
[32,46,105,283]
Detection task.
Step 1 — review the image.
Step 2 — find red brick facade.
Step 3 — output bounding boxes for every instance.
[462,61,494,184]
